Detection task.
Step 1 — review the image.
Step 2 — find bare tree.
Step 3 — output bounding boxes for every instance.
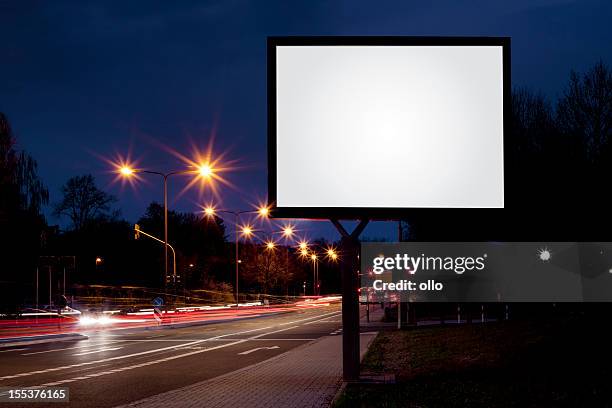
[243,247,287,295]
[556,61,612,162]
[53,174,117,231]
[512,87,556,157]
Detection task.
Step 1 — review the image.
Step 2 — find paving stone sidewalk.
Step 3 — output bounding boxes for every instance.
[118,331,377,408]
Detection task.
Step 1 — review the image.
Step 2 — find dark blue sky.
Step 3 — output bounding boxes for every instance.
[1,0,611,240]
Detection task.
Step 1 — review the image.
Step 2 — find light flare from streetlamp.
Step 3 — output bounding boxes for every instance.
[326,247,339,262]
[203,205,216,218]
[265,240,276,250]
[257,205,270,219]
[105,153,145,189]
[281,224,295,239]
[240,224,254,238]
[197,163,214,178]
[120,166,134,176]
[164,135,239,201]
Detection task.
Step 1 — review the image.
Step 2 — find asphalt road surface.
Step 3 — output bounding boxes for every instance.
[0,304,342,407]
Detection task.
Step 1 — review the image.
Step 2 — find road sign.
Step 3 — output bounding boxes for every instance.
[152,297,164,307]
[153,307,163,324]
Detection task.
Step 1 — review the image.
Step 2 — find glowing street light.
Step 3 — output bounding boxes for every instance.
[241,225,254,238]
[326,247,338,261]
[282,225,294,239]
[120,166,134,176]
[257,205,270,218]
[198,163,214,178]
[203,206,216,217]
[265,240,276,251]
[298,240,309,251]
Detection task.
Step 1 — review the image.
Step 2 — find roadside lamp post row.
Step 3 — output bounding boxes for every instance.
[116,162,338,303]
[296,242,339,296]
[202,205,270,307]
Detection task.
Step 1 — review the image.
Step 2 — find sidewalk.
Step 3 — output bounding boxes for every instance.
[118,332,377,408]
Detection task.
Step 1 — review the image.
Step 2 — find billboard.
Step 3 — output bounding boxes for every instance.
[268,37,510,219]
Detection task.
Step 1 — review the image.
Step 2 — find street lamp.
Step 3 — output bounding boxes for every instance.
[281,224,294,239]
[241,224,254,238]
[278,224,296,298]
[296,242,339,296]
[310,253,319,295]
[326,247,338,262]
[118,163,215,287]
[203,204,268,307]
[257,206,270,218]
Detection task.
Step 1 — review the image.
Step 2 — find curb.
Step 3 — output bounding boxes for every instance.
[0,333,88,348]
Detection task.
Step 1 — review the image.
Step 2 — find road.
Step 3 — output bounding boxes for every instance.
[0,304,342,407]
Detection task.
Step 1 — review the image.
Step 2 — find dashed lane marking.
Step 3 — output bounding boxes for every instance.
[73,347,123,356]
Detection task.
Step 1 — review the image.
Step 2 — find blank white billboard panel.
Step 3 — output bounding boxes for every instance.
[274,45,504,210]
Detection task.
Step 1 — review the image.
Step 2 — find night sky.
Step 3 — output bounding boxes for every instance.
[1,1,611,240]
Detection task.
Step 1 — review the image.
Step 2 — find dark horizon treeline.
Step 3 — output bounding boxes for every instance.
[2,60,612,311]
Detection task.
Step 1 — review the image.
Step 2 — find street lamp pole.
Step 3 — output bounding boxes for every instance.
[311,254,318,295]
[235,214,239,307]
[204,208,260,307]
[120,167,212,286]
[142,170,190,286]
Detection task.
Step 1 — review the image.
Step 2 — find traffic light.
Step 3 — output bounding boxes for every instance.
[134,224,140,240]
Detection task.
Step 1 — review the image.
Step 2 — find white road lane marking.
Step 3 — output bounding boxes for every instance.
[38,326,300,386]
[0,348,27,353]
[21,343,116,356]
[304,318,341,324]
[223,338,316,341]
[238,346,280,355]
[73,347,123,356]
[0,311,340,381]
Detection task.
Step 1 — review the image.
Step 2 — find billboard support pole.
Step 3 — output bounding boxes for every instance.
[331,218,369,382]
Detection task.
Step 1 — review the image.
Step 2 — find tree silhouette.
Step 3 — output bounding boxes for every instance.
[0,113,48,313]
[557,61,612,164]
[53,175,117,231]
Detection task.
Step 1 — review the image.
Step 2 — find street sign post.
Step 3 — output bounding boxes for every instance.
[152,297,164,325]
